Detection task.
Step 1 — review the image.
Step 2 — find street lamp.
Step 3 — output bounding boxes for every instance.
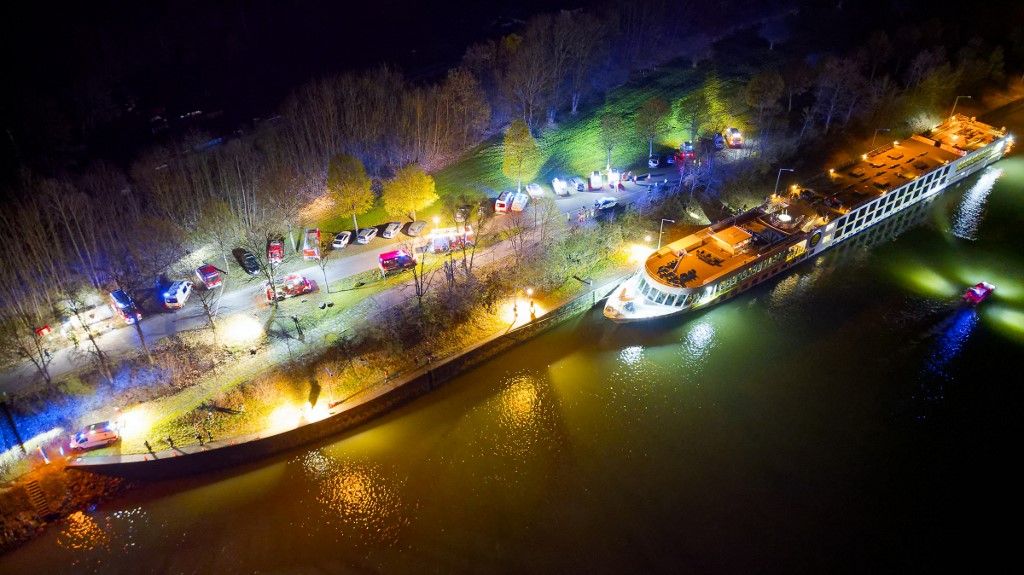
[432,215,440,227]
[870,127,890,148]
[773,168,794,198]
[949,95,972,120]
[658,218,675,250]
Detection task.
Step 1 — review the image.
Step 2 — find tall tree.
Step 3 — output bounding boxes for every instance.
[326,154,374,231]
[744,69,784,129]
[382,165,438,221]
[599,111,627,169]
[635,97,670,160]
[501,120,542,193]
[105,216,186,363]
[197,198,240,272]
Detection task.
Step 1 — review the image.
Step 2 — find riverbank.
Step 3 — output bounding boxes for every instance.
[0,260,630,552]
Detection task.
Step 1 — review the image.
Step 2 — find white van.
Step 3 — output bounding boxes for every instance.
[162,280,193,310]
[70,421,120,450]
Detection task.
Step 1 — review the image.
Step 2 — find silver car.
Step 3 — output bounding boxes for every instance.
[382,222,402,239]
[332,231,351,248]
[356,228,378,244]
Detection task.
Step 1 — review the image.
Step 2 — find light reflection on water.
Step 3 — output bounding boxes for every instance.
[55,511,108,552]
[299,450,410,548]
[951,167,1001,240]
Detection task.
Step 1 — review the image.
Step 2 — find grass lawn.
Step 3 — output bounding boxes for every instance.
[311,56,764,236]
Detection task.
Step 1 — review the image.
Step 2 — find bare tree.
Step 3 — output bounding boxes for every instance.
[197,198,240,271]
[502,210,529,268]
[402,242,435,309]
[59,285,114,384]
[106,217,187,362]
[192,283,222,339]
[315,235,335,293]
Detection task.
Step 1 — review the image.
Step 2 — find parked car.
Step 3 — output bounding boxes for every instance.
[356,227,378,244]
[510,192,530,212]
[713,133,726,150]
[162,280,193,310]
[233,248,260,275]
[680,141,696,159]
[725,127,743,148]
[665,154,675,165]
[382,222,402,239]
[108,289,141,324]
[648,156,660,168]
[332,231,351,248]
[69,421,119,451]
[525,183,544,198]
[594,196,618,210]
[495,191,514,213]
[195,264,223,289]
[406,221,427,236]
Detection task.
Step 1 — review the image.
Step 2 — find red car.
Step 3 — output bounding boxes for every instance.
[195,264,223,289]
[265,273,317,302]
[267,239,284,265]
[962,282,995,305]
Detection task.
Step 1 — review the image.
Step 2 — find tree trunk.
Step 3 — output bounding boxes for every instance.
[571,92,580,115]
[132,319,152,364]
[352,213,359,232]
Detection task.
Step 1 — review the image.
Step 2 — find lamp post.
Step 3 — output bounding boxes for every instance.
[773,168,794,198]
[949,95,972,120]
[658,218,675,250]
[871,127,890,148]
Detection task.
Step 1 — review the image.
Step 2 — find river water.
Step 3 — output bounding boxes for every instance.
[4,123,1024,573]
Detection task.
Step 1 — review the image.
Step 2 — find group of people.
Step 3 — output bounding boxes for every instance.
[696,249,723,266]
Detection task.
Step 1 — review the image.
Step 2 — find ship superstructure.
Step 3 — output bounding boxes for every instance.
[604,115,1013,322]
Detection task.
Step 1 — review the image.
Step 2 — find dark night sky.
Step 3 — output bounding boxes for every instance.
[0,0,591,172]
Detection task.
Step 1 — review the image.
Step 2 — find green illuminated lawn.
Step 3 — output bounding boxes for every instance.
[313,61,753,234]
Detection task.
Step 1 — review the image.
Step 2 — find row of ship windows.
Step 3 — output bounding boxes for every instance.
[637,276,700,307]
[833,164,952,239]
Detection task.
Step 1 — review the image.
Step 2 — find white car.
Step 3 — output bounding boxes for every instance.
[382,222,402,239]
[332,231,351,249]
[162,280,193,310]
[595,196,618,210]
[356,228,378,244]
[69,421,119,451]
[525,183,544,198]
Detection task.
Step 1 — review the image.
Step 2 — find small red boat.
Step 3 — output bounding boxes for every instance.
[962,282,995,305]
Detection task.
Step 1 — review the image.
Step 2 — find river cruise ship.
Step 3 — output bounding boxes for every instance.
[604,115,1013,322]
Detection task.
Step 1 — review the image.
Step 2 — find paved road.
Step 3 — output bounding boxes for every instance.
[0,166,685,394]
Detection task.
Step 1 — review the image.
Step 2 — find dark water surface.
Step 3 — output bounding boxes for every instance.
[3,135,1023,573]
